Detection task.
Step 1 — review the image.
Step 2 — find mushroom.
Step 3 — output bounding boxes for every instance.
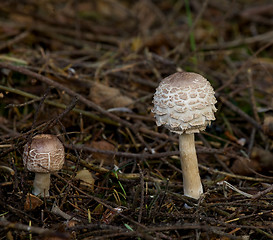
[23,134,65,197]
[152,72,217,200]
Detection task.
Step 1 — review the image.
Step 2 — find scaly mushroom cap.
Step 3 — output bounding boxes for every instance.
[23,134,65,173]
[152,72,217,134]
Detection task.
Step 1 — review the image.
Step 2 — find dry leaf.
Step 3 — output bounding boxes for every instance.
[251,147,273,170]
[24,193,43,211]
[6,231,13,240]
[263,111,273,138]
[231,147,273,175]
[75,169,95,191]
[89,81,133,109]
[231,157,261,176]
[90,140,116,167]
[132,0,164,34]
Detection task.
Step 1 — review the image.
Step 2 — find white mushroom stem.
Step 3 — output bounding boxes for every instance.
[179,134,203,199]
[33,173,51,197]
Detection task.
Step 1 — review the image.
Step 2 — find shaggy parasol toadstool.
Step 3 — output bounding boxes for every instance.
[152,72,217,200]
[23,134,65,197]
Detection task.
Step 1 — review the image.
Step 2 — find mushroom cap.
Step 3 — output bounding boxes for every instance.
[152,72,217,134]
[23,134,65,173]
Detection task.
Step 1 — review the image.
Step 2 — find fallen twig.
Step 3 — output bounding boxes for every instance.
[0,218,70,239]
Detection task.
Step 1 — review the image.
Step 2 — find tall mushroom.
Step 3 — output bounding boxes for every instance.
[23,134,65,197]
[152,72,217,200]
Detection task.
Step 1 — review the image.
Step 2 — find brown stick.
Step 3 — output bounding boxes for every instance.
[0,31,29,51]
[0,218,70,239]
[251,184,273,200]
[0,62,131,127]
[64,143,228,159]
[0,63,170,142]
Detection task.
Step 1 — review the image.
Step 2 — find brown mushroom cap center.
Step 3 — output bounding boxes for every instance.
[23,134,65,173]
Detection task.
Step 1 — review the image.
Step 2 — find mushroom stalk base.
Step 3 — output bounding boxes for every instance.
[179,134,203,200]
[33,173,51,197]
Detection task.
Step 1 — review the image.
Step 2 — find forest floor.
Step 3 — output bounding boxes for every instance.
[0,0,273,239]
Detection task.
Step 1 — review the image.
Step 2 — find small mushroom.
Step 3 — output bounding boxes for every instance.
[23,134,65,197]
[152,72,217,200]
